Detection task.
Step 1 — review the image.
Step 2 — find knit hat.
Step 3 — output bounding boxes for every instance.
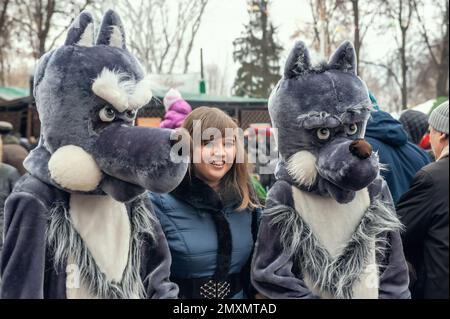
[160,88,192,129]
[163,88,183,112]
[399,110,429,145]
[429,100,449,134]
[0,121,13,135]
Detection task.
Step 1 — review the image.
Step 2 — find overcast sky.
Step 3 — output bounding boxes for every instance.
[14,0,440,104]
[191,0,317,89]
[187,0,402,94]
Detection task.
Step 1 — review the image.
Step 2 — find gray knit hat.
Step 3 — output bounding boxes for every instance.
[429,100,449,134]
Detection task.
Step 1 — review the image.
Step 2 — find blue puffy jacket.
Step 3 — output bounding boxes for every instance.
[365,110,431,204]
[149,175,260,299]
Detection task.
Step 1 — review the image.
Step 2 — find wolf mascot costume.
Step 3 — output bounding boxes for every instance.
[251,41,410,299]
[0,10,189,299]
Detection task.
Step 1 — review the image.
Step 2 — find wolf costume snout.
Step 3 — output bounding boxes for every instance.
[251,41,410,299]
[1,10,188,299]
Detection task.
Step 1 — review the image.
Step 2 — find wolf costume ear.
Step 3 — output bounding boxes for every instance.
[284,41,311,79]
[96,9,127,49]
[64,11,95,47]
[328,41,357,74]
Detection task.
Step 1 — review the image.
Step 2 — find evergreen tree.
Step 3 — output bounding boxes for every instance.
[232,0,283,98]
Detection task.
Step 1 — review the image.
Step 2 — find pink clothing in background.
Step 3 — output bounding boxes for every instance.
[160,88,192,129]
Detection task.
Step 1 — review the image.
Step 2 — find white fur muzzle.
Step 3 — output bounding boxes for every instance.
[48,145,102,192]
[286,150,318,187]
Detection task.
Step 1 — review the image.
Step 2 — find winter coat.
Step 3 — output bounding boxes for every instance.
[396,148,449,299]
[159,99,192,129]
[149,175,261,299]
[365,110,431,204]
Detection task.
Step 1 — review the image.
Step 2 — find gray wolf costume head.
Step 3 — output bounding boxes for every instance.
[25,10,188,200]
[270,41,377,204]
[251,41,410,299]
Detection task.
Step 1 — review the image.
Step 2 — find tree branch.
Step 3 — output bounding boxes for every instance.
[360,59,403,89]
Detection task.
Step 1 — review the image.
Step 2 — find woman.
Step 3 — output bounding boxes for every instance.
[149,107,260,299]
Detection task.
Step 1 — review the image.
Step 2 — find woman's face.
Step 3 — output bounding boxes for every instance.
[193,136,236,188]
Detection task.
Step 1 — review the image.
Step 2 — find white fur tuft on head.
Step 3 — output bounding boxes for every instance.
[92,68,153,112]
[128,75,153,109]
[163,88,182,111]
[48,145,102,192]
[286,150,318,187]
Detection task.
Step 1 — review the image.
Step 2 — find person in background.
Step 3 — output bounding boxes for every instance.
[159,88,193,129]
[397,100,449,299]
[0,135,21,253]
[0,121,29,175]
[399,110,429,145]
[364,93,431,204]
[399,110,435,161]
[150,106,261,299]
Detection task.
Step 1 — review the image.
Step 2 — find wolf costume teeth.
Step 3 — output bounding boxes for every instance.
[251,41,410,299]
[0,10,189,299]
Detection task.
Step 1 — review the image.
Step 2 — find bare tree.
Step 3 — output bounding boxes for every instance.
[119,0,208,74]
[413,0,449,98]
[12,0,93,59]
[384,0,414,110]
[362,0,415,110]
[348,0,381,75]
[291,0,349,57]
[0,0,11,84]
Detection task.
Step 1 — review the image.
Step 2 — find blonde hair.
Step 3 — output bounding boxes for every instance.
[182,106,257,210]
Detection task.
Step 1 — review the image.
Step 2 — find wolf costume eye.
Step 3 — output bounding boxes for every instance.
[317,128,331,140]
[345,123,358,136]
[125,110,136,120]
[99,106,116,122]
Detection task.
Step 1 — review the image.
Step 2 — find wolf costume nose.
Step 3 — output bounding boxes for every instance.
[349,139,372,159]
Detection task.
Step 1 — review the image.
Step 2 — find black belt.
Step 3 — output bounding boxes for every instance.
[173,274,243,299]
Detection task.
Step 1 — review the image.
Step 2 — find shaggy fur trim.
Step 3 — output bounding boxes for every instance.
[212,210,233,281]
[46,196,157,299]
[171,174,238,281]
[266,198,402,299]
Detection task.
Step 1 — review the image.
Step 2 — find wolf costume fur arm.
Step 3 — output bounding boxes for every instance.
[1,10,188,299]
[251,41,410,299]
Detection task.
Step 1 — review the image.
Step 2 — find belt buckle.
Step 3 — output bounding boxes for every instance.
[200,279,231,299]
